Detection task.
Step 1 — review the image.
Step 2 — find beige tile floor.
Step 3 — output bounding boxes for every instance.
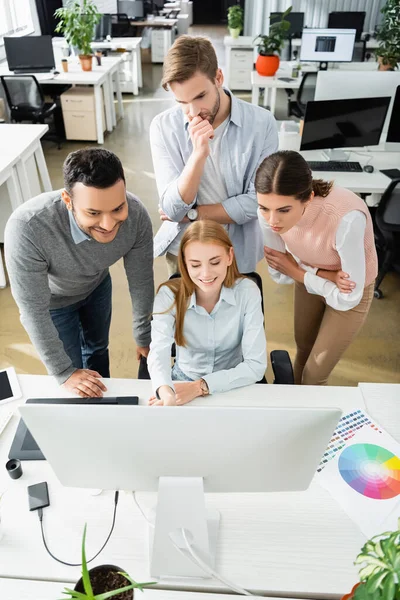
[0,27,399,386]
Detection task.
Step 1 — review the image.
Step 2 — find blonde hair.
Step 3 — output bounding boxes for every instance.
[162,35,218,91]
[157,221,241,347]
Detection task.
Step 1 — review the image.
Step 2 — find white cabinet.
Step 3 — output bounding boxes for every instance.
[61,87,106,141]
[151,29,175,63]
[224,36,255,91]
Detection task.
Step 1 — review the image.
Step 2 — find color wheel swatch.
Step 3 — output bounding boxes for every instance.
[339,443,400,500]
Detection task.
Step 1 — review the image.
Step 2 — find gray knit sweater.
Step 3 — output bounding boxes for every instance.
[5,190,154,384]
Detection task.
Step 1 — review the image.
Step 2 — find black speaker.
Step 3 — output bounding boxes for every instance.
[387,86,400,144]
[35,0,63,37]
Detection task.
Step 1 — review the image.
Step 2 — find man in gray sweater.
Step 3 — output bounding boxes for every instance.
[5,148,154,398]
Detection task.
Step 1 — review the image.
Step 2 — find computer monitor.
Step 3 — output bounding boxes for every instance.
[328,11,366,42]
[300,28,356,64]
[386,85,400,144]
[4,35,55,74]
[117,0,144,19]
[19,403,341,578]
[300,97,391,154]
[94,13,112,41]
[270,12,304,38]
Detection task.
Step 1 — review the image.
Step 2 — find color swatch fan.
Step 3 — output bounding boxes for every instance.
[339,443,400,500]
[318,427,400,537]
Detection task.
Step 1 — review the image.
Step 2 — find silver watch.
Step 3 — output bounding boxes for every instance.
[187,208,198,222]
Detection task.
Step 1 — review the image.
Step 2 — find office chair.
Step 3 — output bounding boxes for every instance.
[373,179,400,299]
[138,272,295,385]
[287,71,318,119]
[111,13,134,37]
[0,75,63,148]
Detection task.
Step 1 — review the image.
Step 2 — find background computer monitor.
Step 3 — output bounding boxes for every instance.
[270,11,304,38]
[4,35,55,73]
[300,97,391,151]
[94,13,112,41]
[118,0,144,19]
[386,85,400,143]
[19,403,341,578]
[300,28,356,63]
[328,11,366,41]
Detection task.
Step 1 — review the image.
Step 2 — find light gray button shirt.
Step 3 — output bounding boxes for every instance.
[147,278,267,395]
[150,91,279,273]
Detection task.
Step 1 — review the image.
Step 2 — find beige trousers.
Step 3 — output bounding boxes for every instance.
[165,252,179,277]
[293,282,374,385]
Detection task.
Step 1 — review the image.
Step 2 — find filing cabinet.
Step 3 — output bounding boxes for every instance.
[60,87,106,141]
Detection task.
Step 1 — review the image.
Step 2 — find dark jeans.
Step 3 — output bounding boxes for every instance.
[50,274,112,377]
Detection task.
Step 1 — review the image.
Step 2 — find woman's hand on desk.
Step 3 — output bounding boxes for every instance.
[264,247,305,283]
[148,381,203,406]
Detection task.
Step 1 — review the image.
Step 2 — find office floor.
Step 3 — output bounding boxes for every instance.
[0,27,399,386]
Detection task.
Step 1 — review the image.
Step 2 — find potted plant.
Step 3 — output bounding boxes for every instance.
[59,524,155,599]
[341,518,400,600]
[54,0,101,72]
[375,0,400,70]
[253,7,291,77]
[227,5,244,39]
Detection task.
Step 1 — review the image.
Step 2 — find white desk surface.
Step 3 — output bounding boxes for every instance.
[53,36,142,51]
[0,578,276,600]
[1,375,395,597]
[0,56,122,86]
[132,18,178,27]
[0,124,48,160]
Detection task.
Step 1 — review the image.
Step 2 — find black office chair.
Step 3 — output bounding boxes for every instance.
[0,75,63,148]
[111,13,134,37]
[287,71,318,119]
[373,179,400,299]
[138,271,294,385]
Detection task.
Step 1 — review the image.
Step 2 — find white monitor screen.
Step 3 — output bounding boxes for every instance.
[300,28,356,62]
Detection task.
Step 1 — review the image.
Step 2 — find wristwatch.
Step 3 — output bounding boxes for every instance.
[199,378,209,396]
[187,208,199,222]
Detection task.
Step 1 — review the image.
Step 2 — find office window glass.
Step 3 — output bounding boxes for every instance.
[0,0,34,45]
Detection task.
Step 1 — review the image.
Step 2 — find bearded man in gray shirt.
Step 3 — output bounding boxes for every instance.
[5,149,154,398]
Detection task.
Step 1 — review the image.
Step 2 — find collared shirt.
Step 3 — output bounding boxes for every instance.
[147,278,267,395]
[150,90,279,273]
[68,209,91,244]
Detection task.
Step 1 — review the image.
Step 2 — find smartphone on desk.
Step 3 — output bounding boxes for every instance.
[27,481,50,511]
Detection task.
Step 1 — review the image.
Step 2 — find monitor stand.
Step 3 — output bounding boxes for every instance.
[322,149,349,161]
[148,477,220,578]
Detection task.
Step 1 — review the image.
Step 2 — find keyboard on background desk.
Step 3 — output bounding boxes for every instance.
[307,161,363,172]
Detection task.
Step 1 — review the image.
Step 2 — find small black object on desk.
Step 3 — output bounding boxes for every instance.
[363,164,374,173]
[6,458,23,479]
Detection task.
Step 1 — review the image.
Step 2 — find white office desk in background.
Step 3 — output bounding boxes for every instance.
[1,375,397,598]
[0,57,124,144]
[0,124,51,288]
[53,37,143,96]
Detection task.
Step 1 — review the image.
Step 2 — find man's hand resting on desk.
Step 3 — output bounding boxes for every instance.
[62,369,107,398]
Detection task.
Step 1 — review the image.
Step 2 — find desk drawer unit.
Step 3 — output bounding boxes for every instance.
[61,87,105,141]
[229,49,253,90]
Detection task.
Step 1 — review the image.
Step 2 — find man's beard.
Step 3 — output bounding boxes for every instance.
[200,86,221,125]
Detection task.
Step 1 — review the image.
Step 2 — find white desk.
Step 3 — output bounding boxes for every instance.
[277,133,400,196]
[0,57,124,144]
[0,578,272,600]
[53,37,143,96]
[1,375,397,598]
[0,125,51,288]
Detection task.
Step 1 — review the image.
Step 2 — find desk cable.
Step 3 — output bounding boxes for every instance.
[131,491,254,596]
[37,491,119,567]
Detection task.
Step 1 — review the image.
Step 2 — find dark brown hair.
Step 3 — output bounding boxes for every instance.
[255,150,333,201]
[161,35,218,91]
[63,148,125,195]
[157,221,241,347]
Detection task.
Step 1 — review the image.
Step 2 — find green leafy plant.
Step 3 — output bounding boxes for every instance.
[54,0,101,56]
[375,0,400,69]
[254,7,291,56]
[59,524,155,600]
[352,518,400,600]
[227,5,244,31]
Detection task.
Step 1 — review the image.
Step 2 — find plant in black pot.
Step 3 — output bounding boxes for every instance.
[254,7,291,76]
[59,525,155,600]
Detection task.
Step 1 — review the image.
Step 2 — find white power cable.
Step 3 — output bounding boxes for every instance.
[131,492,254,596]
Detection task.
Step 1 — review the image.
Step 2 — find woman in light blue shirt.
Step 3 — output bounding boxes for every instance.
[148,221,267,406]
